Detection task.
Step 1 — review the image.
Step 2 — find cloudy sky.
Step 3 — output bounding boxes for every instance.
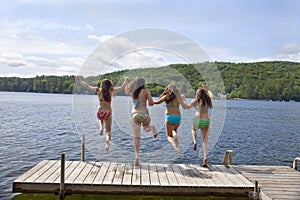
[0,0,299,77]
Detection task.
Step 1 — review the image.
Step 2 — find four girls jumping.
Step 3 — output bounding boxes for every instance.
[77,76,212,167]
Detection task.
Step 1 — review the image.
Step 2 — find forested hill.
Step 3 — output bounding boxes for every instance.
[0,61,299,101]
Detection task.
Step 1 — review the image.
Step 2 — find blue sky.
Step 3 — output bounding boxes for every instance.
[0,0,299,77]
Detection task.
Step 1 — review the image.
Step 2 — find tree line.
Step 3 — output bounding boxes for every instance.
[0,75,74,94]
[1,61,299,101]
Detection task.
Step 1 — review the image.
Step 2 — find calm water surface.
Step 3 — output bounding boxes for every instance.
[0,92,299,199]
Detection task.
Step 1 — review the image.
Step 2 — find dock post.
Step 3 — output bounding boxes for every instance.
[249,181,260,200]
[59,153,65,200]
[293,157,300,170]
[81,134,85,162]
[222,150,233,166]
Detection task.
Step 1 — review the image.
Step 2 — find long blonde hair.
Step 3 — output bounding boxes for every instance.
[159,84,181,103]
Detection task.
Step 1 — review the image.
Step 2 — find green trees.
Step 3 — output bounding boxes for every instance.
[0,61,299,101]
[0,75,75,94]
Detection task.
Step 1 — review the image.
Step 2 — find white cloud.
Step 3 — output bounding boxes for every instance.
[278,42,300,54]
[85,24,93,32]
[87,34,113,43]
[0,53,30,67]
[80,35,171,76]
[0,19,95,55]
[0,53,84,76]
[276,42,300,62]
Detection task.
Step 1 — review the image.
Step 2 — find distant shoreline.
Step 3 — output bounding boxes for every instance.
[1,91,299,102]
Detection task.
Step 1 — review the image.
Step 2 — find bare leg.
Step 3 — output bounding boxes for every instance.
[201,126,209,167]
[134,136,140,166]
[172,130,178,148]
[131,120,141,166]
[192,129,197,150]
[104,116,112,151]
[99,120,104,135]
[143,117,157,138]
[166,121,181,153]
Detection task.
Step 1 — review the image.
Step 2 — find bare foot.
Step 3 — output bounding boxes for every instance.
[193,143,197,150]
[99,129,104,136]
[105,140,110,151]
[176,146,181,154]
[152,126,158,139]
[202,158,208,167]
[135,158,140,167]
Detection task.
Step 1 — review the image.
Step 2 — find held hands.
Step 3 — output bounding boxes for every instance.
[181,94,186,101]
[124,77,130,84]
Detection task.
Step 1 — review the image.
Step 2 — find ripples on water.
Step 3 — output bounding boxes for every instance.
[0,92,299,199]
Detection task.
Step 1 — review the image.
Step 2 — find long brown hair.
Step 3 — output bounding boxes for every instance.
[159,84,181,103]
[98,79,113,102]
[126,77,145,99]
[195,88,212,108]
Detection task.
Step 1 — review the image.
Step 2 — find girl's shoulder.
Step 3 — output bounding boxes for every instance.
[141,88,150,95]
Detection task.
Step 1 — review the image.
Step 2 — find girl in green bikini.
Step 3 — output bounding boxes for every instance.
[189,87,212,167]
[126,77,157,166]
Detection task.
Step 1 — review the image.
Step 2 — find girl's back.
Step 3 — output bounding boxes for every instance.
[166,97,180,116]
[132,89,149,113]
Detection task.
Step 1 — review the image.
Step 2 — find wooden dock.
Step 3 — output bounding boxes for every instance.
[234,165,300,200]
[13,160,254,197]
[13,160,300,199]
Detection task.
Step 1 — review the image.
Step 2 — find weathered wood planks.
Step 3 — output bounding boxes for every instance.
[13,160,259,197]
[233,165,300,200]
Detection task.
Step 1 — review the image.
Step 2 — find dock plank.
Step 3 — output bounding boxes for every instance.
[170,164,189,187]
[44,161,72,183]
[148,163,160,186]
[80,162,98,184]
[131,164,141,186]
[67,161,87,183]
[184,164,208,187]
[164,163,179,186]
[93,162,110,185]
[190,164,215,187]
[24,160,56,183]
[209,165,238,187]
[74,162,94,184]
[156,163,169,186]
[14,160,49,183]
[122,163,133,185]
[112,163,125,185]
[177,164,199,187]
[140,163,150,186]
[102,162,118,185]
[53,161,80,184]
[31,160,59,183]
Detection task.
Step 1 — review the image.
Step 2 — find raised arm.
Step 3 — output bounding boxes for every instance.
[76,76,98,92]
[113,77,129,95]
[146,89,154,106]
[178,94,193,109]
[153,95,166,105]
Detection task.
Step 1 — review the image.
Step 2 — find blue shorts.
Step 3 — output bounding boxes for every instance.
[166,115,181,125]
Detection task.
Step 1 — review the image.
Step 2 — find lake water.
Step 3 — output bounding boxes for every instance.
[1,92,299,199]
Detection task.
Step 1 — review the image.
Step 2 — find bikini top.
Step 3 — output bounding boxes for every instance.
[166,103,179,109]
[99,98,111,104]
[133,100,147,108]
[195,107,209,111]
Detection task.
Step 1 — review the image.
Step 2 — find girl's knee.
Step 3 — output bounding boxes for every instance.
[143,126,152,132]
